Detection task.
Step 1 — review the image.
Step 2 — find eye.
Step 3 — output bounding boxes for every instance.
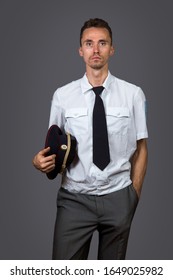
[86,42,92,46]
[99,41,107,46]
[84,41,93,47]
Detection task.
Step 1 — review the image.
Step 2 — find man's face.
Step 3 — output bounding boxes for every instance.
[79,27,114,70]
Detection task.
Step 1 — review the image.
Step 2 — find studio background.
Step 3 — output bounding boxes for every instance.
[0,0,172,259]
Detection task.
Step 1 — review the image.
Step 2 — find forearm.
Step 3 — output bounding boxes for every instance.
[130,139,148,196]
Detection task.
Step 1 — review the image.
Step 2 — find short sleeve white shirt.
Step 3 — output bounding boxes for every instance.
[49,72,148,195]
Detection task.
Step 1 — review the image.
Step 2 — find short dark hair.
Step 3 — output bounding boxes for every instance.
[80,18,113,46]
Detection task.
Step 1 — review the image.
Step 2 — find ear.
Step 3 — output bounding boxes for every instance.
[79,47,83,57]
[110,45,115,56]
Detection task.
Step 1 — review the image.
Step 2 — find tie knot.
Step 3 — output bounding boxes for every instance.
[92,86,104,95]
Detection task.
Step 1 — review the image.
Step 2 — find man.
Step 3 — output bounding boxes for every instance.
[33,18,148,259]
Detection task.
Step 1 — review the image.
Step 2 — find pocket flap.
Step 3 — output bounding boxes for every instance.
[65,108,88,118]
[106,107,130,117]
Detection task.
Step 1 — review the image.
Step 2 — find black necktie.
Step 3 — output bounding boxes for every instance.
[92,86,110,170]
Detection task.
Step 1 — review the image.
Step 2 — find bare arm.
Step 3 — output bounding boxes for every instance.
[130,139,148,198]
[32,147,56,174]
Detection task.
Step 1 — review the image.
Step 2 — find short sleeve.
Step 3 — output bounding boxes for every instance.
[133,87,148,140]
[48,89,65,131]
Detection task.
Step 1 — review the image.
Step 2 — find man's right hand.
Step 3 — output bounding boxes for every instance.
[32,147,56,174]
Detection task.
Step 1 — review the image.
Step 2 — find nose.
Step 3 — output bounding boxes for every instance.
[93,43,99,53]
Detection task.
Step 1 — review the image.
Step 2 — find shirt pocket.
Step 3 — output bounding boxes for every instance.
[65,108,88,135]
[106,107,130,135]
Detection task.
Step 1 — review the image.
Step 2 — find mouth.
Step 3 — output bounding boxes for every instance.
[91,56,101,60]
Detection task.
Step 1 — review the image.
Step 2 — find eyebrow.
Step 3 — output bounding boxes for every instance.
[83,39,109,43]
[83,39,93,43]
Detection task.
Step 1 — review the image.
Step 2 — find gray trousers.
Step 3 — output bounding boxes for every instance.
[52,184,139,260]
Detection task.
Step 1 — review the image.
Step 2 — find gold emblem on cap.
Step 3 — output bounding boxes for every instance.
[61,144,67,150]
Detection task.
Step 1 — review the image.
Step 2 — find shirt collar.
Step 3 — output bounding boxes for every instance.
[80,71,114,94]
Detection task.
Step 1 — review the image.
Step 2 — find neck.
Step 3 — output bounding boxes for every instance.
[86,66,109,87]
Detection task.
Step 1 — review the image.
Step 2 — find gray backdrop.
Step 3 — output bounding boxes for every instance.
[0,0,172,260]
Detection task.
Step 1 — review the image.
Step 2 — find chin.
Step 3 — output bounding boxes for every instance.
[90,64,104,70]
